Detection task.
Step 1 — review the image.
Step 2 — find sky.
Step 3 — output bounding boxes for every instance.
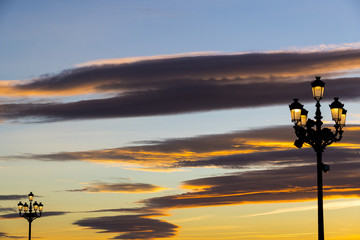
[1,0,360,239]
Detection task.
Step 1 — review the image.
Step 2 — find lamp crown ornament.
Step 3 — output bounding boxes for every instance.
[311,76,325,87]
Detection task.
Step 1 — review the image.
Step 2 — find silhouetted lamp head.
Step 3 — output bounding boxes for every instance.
[38,202,43,212]
[28,192,34,202]
[18,202,23,211]
[33,201,39,211]
[329,97,344,124]
[289,99,303,123]
[311,76,325,101]
[23,203,29,212]
[340,109,347,128]
[300,108,308,127]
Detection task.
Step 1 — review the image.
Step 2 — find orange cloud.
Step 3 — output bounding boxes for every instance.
[7,125,360,170]
[67,182,167,193]
[1,48,360,100]
[140,159,360,210]
[0,80,101,97]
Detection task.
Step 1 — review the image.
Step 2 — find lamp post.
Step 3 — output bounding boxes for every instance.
[17,192,43,240]
[289,76,346,240]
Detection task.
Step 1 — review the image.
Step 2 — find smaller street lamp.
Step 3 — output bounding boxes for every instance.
[18,192,43,240]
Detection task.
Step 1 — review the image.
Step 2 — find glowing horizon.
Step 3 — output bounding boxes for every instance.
[1,1,360,239]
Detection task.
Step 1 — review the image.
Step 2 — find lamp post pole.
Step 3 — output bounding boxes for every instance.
[289,77,346,240]
[317,149,324,240]
[315,100,324,240]
[17,192,44,240]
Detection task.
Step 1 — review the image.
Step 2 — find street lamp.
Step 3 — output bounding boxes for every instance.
[289,76,346,240]
[18,192,43,240]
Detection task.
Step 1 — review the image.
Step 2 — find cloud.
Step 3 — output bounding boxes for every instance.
[76,42,360,67]
[67,182,166,193]
[9,49,360,93]
[142,160,360,210]
[2,125,295,168]
[83,157,360,235]
[75,51,223,67]
[0,211,69,219]
[90,207,156,214]
[176,146,360,169]
[242,199,360,217]
[0,48,360,122]
[174,214,215,223]
[0,195,27,201]
[0,207,15,213]
[6,125,360,171]
[285,41,360,52]
[73,214,178,239]
[0,232,24,239]
[74,124,360,214]
[1,77,359,123]
[61,125,360,238]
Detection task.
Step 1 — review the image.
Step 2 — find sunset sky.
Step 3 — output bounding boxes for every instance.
[1,1,360,239]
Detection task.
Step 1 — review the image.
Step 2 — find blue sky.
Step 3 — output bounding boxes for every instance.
[1,1,360,239]
[1,0,360,79]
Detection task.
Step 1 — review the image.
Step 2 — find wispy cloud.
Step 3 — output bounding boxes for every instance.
[0,232,24,239]
[0,48,360,122]
[3,126,360,214]
[173,214,215,223]
[0,207,15,213]
[1,125,297,168]
[0,195,27,201]
[75,51,222,67]
[285,41,360,52]
[141,161,360,210]
[58,125,360,239]
[76,42,360,67]
[73,214,179,240]
[241,199,360,217]
[81,160,360,239]
[1,211,69,219]
[6,125,360,170]
[67,181,167,193]
[82,144,360,216]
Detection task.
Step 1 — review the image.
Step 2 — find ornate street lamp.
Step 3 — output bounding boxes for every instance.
[18,192,43,240]
[289,76,346,240]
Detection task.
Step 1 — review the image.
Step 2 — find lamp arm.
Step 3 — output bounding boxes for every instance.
[306,128,316,148]
[322,139,334,150]
[293,123,318,148]
[19,212,41,222]
[304,118,317,147]
[320,125,343,149]
[333,128,343,142]
[294,125,306,139]
[26,213,39,222]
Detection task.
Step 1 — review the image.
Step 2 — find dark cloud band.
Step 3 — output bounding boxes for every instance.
[67,182,164,193]
[1,49,360,122]
[0,195,27,201]
[73,214,178,239]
